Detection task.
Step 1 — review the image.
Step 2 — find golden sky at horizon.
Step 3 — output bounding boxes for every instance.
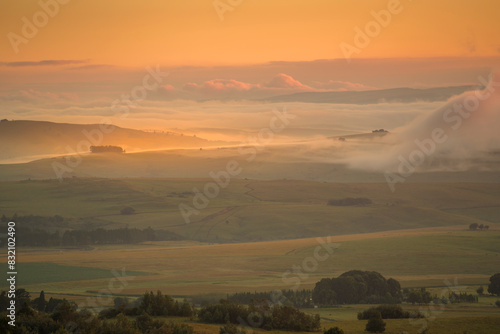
[1,0,500,67]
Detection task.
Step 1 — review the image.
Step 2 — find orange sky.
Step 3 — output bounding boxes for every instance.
[1,0,500,67]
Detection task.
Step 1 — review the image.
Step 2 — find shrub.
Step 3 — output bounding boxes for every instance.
[365,311,386,333]
[358,305,424,320]
[219,323,246,334]
[324,327,344,334]
[120,206,135,215]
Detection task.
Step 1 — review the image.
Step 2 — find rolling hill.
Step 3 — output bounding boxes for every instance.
[0,120,228,163]
[260,85,477,104]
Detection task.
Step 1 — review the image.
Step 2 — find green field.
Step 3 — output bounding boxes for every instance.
[12,262,151,285]
[0,178,499,242]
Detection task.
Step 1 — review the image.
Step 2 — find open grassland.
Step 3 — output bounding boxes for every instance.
[0,178,499,242]
[14,262,151,285]
[3,228,499,298]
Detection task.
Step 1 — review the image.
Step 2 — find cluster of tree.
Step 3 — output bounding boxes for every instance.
[403,288,433,305]
[327,198,372,206]
[372,129,388,133]
[0,290,194,334]
[312,270,402,305]
[403,288,479,305]
[448,292,478,303]
[90,145,124,153]
[198,299,320,332]
[227,289,313,308]
[1,214,67,228]
[99,291,193,319]
[469,223,490,231]
[10,226,181,247]
[139,291,192,317]
[488,273,500,296]
[0,289,76,315]
[357,305,424,320]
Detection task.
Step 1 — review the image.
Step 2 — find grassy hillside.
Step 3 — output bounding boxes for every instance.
[0,178,499,242]
[0,120,228,162]
[260,85,476,104]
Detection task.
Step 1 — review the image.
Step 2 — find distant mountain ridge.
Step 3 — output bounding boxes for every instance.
[259,85,478,104]
[0,120,224,162]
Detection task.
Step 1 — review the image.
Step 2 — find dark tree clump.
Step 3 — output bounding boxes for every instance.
[312,270,402,305]
[324,327,344,334]
[488,273,500,296]
[365,311,386,333]
[327,198,372,206]
[90,145,124,153]
[121,206,136,215]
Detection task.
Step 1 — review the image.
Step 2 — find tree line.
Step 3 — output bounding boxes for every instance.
[1,214,67,228]
[90,145,124,153]
[198,299,321,332]
[469,223,490,231]
[7,226,181,247]
[227,289,313,308]
[99,291,193,319]
[0,289,321,333]
[0,289,193,334]
[402,288,479,305]
[327,197,372,206]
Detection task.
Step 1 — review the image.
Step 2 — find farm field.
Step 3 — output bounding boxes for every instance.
[1,178,499,333]
[0,178,499,242]
[4,227,499,298]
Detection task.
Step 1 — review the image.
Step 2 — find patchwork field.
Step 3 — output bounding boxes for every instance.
[4,228,499,298]
[1,177,499,333]
[0,178,499,243]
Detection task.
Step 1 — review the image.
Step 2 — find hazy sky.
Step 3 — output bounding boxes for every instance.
[1,1,499,86]
[2,0,500,65]
[0,0,499,128]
